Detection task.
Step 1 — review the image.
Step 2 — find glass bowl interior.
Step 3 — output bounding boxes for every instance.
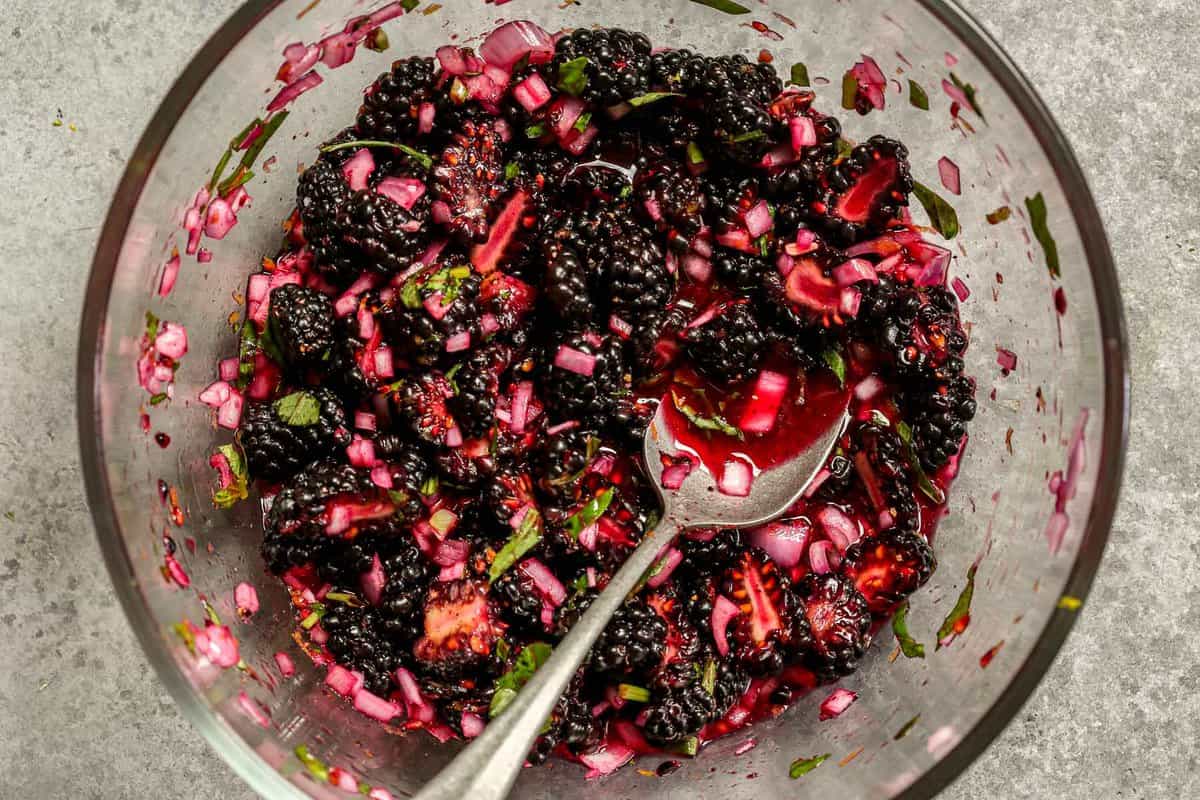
[79,1,1127,798]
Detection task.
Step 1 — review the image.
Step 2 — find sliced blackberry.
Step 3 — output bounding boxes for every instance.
[237,387,351,481]
[479,271,538,345]
[852,420,921,534]
[590,598,667,674]
[322,605,403,696]
[817,136,913,244]
[643,659,746,744]
[538,330,630,421]
[605,227,671,321]
[393,371,459,446]
[413,579,505,682]
[708,94,774,164]
[491,569,544,634]
[268,284,335,366]
[447,343,513,437]
[551,27,652,107]
[840,529,936,616]
[721,550,803,674]
[335,186,429,279]
[355,57,439,141]
[387,262,482,366]
[794,572,872,679]
[542,240,596,330]
[680,299,766,385]
[431,119,506,244]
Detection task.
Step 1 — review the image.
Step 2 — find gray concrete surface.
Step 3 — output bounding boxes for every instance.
[0,1,1193,798]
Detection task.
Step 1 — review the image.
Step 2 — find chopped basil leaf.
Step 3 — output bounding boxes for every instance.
[618,684,651,703]
[686,141,705,164]
[300,603,326,629]
[835,138,855,160]
[895,420,946,504]
[701,659,717,694]
[144,310,160,341]
[670,736,699,757]
[525,121,548,138]
[217,166,254,197]
[949,73,985,121]
[936,565,976,649]
[323,591,362,606]
[294,745,329,783]
[274,391,321,426]
[1024,192,1060,278]
[730,129,766,144]
[757,234,770,257]
[489,641,553,717]
[841,71,858,111]
[687,0,751,14]
[822,348,847,387]
[618,184,633,199]
[789,753,830,779]
[149,392,168,406]
[628,92,683,107]
[556,56,590,97]
[911,181,960,240]
[892,602,925,658]
[504,161,520,180]
[395,143,433,170]
[908,79,930,110]
[573,110,593,133]
[239,110,290,171]
[789,62,810,87]
[566,488,615,537]
[209,146,233,192]
[318,139,432,170]
[494,638,511,662]
[548,435,601,486]
[400,275,423,309]
[570,574,589,592]
[400,0,419,9]
[365,28,390,52]
[213,443,250,508]
[986,206,1012,225]
[894,714,921,740]
[449,77,469,104]
[489,509,542,582]
[671,391,743,439]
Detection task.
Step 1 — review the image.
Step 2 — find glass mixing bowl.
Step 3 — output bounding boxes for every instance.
[78,0,1128,797]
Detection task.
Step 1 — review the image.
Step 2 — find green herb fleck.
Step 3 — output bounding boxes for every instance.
[908,79,930,110]
[570,574,589,592]
[400,0,419,9]
[618,684,651,703]
[841,71,859,111]
[757,234,770,257]
[936,565,977,649]
[670,736,700,757]
[217,166,254,197]
[300,603,326,630]
[274,391,321,426]
[504,161,520,181]
[895,421,946,504]
[836,138,855,160]
[525,122,548,138]
[788,62,810,87]
[239,110,290,172]
[566,488,615,537]
[892,602,926,658]
[365,28,390,52]
[209,147,234,192]
[294,745,330,783]
[420,475,440,496]
[556,56,590,97]
[686,141,705,165]
[144,310,160,341]
[489,641,553,717]
[2,511,13,522]
[687,0,751,14]
[213,443,250,509]
[628,92,683,107]
[489,509,543,582]
[911,181,960,240]
[894,714,921,740]
[701,659,717,694]
[323,591,362,606]
[1025,192,1060,278]
[318,139,432,170]
[822,348,847,387]
[986,206,1011,225]
[172,622,196,655]
[731,129,766,144]
[619,184,633,199]
[573,111,593,133]
[949,73,986,121]
[149,392,169,406]
[789,753,830,779]
[495,638,511,662]
[671,391,743,439]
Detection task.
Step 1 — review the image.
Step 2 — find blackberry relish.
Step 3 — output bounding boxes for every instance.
[215,21,974,774]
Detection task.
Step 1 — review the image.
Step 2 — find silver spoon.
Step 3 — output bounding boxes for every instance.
[413,399,850,800]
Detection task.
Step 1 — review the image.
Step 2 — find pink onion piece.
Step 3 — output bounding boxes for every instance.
[1045,511,1069,554]
[354,689,401,721]
[325,665,363,697]
[199,380,232,408]
[580,744,635,779]
[547,95,586,139]
[164,554,190,588]
[513,72,553,111]
[562,123,599,155]
[510,381,533,434]
[819,688,857,720]
[816,506,860,552]
[326,503,352,535]
[789,115,818,150]
[342,148,376,192]
[444,426,463,448]
[608,314,633,339]
[718,459,753,497]
[808,540,835,574]
[854,375,885,402]
[951,276,971,301]
[682,253,713,283]
[833,258,879,287]
[234,582,259,616]
[438,562,465,582]
[197,624,240,668]
[938,156,962,195]
[942,78,973,114]
[373,346,394,379]
[416,101,436,135]
[267,70,323,112]
[554,345,597,376]
[237,691,270,728]
[370,464,393,489]
[445,331,472,353]
[366,1,405,26]
[716,227,755,253]
[347,437,377,468]
[746,519,811,569]
[850,56,887,111]
[158,253,181,297]
[461,711,486,738]
[759,143,797,169]
[660,460,695,491]
[217,392,244,430]
[354,411,377,432]
[742,200,774,238]
[520,558,567,606]
[646,548,683,588]
[204,198,237,239]
[436,45,468,75]
[711,595,741,657]
[578,523,599,551]
[739,370,789,434]
[480,20,554,69]
[996,347,1018,372]
[319,30,358,68]
[803,467,831,499]
[734,738,757,756]
[274,652,296,677]
[361,554,386,605]
[376,176,426,210]
[217,357,239,382]
[278,42,320,83]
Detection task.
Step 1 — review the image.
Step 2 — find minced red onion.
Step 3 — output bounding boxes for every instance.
[660,460,694,491]
[854,375,885,402]
[373,346,394,378]
[819,688,857,720]
[789,115,818,150]
[357,307,376,341]
[347,437,377,468]
[562,123,599,156]
[267,70,323,112]
[199,380,232,408]
[646,548,683,588]
[217,392,244,429]
[545,420,578,436]
[578,523,599,551]
[834,258,879,287]
[480,20,554,69]
[510,381,533,434]
[803,467,831,499]
[608,314,633,339]
[480,313,500,336]
[184,207,203,254]
[520,558,567,606]
[326,503,352,535]
[938,156,962,195]
[817,505,860,552]
[743,200,774,238]
[274,652,296,677]
[444,425,463,448]
[548,95,586,139]
[278,42,321,83]
[360,553,386,606]
[354,411,377,432]
[319,30,358,68]
[719,458,753,497]
[715,228,755,253]
[682,253,713,283]
[734,738,758,756]
[554,345,597,376]
[438,562,465,582]
[197,624,240,668]
[952,276,971,301]
[158,253,181,297]
[579,744,635,779]
[461,712,486,738]
[760,143,797,169]
[204,197,237,239]
[746,519,810,569]
[851,56,887,111]
[376,176,426,210]
[432,538,470,568]
[354,689,401,722]
[235,582,260,616]
[808,540,834,574]
[739,369,789,433]
[342,148,376,192]
[445,331,472,353]
[996,347,1018,372]
[237,691,270,729]
[711,595,740,657]
[370,464,393,489]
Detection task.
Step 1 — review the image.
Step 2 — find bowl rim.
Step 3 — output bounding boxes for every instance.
[77,1,1129,798]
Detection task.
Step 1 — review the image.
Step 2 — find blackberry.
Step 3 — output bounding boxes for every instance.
[852,420,921,534]
[530,671,597,763]
[264,460,375,540]
[378,535,437,641]
[542,241,596,329]
[431,119,506,244]
[651,50,781,106]
[530,427,599,508]
[435,446,491,488]
[386,262,482,366]
[268,284,335,366]
[703,171,761,237]
[680,299,766,385]
[713,249,771,294]
[708,94,775,164]
[634,159,706,244]
[551,27,652,106]
[538,330,630,421]
[491,569,545,634]
[902,374,976,470]
[552,586,597,638]
[678,529,743,577]
[447,343,513,437]
[356,57,439,141]
[605,228,672,321]
[413,579,505,682]
[237,387,351,481]
[479,271,538,345]
[840,529,936,616]
[626,303,688,379]
[638,105,703,153]
[794,572,872,679]
[560,161,633,208]
[322,605,403,696]
[607,396,656,449]
[335,187,429,279]
[643,659,747,744]
[484,467,539,528]
[817,136,913,245]
[393,371,459,446]
[590,598,667,674]
[296,152,356,285]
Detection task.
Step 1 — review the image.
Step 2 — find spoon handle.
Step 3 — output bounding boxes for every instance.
[412,513,681,800]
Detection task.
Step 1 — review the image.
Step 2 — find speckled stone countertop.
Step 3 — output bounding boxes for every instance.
[0,1,1194,797]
